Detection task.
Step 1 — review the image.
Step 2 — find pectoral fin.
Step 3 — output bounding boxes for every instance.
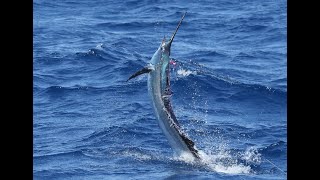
[127,66,152,82]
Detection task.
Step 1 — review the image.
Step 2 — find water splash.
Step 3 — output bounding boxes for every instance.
[241,146,262,165]
[199,149,252,174]
[173,148,254,174]
[177,69,197,77]
[122,149,153,161]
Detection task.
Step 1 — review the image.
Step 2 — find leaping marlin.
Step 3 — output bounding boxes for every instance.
[127,12,200,159]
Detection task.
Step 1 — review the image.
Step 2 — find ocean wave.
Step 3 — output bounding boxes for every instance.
[172,58,286,93]
[172,70,286,100]
[38,85,95,95]
[35,79,149,96]
[230,24,269,33]
[96,21,156,31]
[33,150,85,160]
[185,50,229,60]
[259,141,287,158]
[34,0,286,178]
[81,125,159,145]
[138,6,170,14]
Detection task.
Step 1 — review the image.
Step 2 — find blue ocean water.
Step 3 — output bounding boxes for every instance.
[33,0,287,179]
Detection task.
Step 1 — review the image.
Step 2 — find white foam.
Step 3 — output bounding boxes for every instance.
[197,149,251,174]
[241,147,261,164]
[96,43,104,49]
[170,149,251,174]
[173,151,197,163]
[122,150,152,161]
[177,69,196,77]
[209,163,251,174]
[121,145,255,175]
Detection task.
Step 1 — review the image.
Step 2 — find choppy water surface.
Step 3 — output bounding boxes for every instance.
[34,0,287,179]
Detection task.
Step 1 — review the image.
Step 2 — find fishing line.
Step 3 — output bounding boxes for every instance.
[263,157,287,175]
